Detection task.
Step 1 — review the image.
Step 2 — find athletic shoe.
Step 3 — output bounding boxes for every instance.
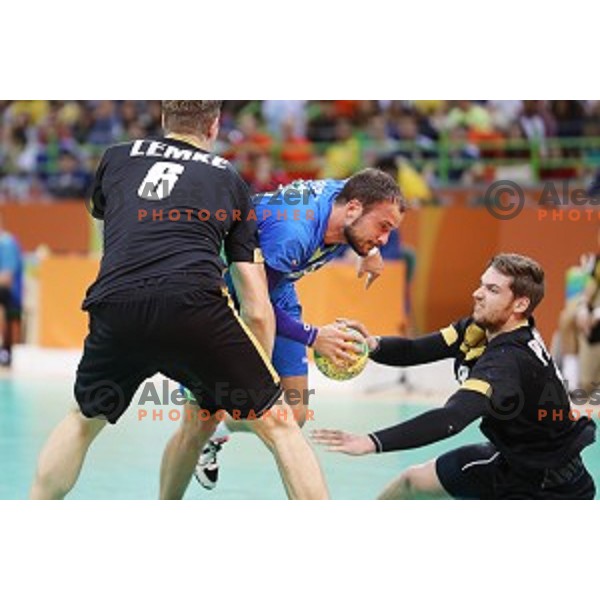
[194,437,229,490]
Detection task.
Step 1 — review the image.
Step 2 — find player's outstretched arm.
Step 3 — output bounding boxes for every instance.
[229,262,275,357]
[334,318,456,366]
[312,389,486,456]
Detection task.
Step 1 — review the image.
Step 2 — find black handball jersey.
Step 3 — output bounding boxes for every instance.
[83,136,261,308]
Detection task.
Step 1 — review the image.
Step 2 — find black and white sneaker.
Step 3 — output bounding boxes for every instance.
[194,437,229,490]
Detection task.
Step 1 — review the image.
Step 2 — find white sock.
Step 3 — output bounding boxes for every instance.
[211,422,231,440]
[562,354,579,391]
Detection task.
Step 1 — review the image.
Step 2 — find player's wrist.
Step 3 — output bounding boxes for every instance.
[368,336,382,354]
[367,433,382,453]
[307,326,319,347]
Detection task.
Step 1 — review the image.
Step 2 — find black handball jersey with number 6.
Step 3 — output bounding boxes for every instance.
[83,137,261,308]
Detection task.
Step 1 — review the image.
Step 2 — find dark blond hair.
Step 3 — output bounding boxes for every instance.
[489,253,545,318]
[161,101,222,136]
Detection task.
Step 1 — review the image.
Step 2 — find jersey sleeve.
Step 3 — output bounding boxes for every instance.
[257,211,311,273]
[369,317,471,366]
[368,389,486,453]
[223,170,263,264]
[89,150,110,220]
[0,238,19,275]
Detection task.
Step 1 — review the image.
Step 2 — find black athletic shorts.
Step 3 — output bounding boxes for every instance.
[0,286,21,320]
[75,275,282,424]
[436,442,596,500]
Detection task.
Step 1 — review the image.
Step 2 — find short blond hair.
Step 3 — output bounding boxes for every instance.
[161,101,222,136]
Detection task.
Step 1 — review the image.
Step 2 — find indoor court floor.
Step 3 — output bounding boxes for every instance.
[2,375,599,500]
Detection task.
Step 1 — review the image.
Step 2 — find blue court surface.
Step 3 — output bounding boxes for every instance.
[2,376,599,500]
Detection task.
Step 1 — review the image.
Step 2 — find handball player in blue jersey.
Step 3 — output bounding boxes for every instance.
[0,214,23,368]
[161,168,405,494]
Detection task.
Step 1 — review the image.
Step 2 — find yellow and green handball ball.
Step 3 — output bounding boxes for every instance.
[313,326,370,381]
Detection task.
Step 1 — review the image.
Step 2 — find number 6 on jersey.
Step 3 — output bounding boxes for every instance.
[138,161,185,200]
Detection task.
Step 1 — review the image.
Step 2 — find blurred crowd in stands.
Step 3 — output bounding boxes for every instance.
[2,100,600,203]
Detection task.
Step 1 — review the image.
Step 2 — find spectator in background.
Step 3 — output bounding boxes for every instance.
[364,114,398,166]
[306,101,338,143]
[244,154,287,194]
[488,100,523,132]
[261,101,307,139]
[445,100,493,133]
[518,100,556,147]
[228,112,273,168]
[279,118,319,181]
[0,214,24,367]
[321,118,361,178]
[556,223,600,396]
[445,126,482,184]
[551,100,585,138]
[46,150,92,200]
[87,101,123,147]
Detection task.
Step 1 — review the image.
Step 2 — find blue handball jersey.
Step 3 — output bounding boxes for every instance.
[0,233,23,308]
[254,180,347,303]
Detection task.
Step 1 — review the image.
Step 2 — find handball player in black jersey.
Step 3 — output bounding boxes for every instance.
[313,254,596,499]
[30,101,328,500]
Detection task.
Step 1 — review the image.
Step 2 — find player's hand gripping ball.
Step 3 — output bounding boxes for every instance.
[314,326,370,381]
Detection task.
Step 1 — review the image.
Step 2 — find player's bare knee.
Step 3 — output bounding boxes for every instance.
[180,408,218,446]
[71,409,107,440]
[401,464,431,497]
[289,403,309,428]
[251,405,300,450]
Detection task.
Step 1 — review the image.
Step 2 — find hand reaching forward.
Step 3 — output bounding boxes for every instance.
[311,429,376,456]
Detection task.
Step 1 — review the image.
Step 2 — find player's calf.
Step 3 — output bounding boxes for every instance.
[30,409,107,500]
[378,460,447,500]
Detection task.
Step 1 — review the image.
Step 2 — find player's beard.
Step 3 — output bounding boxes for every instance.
[343,218,372,257]
[473,305,508,334]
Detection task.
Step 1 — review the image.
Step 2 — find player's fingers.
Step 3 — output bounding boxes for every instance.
[312,428,344,438]
[335,351,355,364]
[311,430,344,444]
[340,330,364,343]
[339,339,359,351]
[365,272,379,290]
[339,319,370,339]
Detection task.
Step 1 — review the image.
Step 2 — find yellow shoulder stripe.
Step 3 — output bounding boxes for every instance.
[440,325,459,346]
[461,378,492,398]
[253,248,265,264]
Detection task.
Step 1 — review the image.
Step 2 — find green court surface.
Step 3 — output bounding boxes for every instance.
[1,377,599,500]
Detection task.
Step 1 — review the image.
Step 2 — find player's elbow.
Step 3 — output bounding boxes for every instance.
[444,416,470,438]
[241,300,274,329]
[240,300,275,345]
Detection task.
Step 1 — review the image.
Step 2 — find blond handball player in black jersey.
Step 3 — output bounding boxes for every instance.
[30,101,328,500]
[313,253,597,500]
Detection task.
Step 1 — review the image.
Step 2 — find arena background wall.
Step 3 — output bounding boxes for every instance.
[1,192,596,349]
